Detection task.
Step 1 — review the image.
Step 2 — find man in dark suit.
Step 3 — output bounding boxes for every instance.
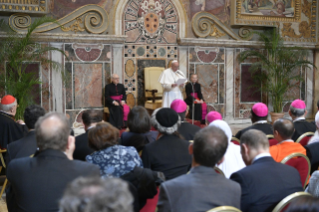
[170,99,201,140]
[6,112,100,212]
[157,125,241,212]
[6,105,46,165]
[230,129,303,212]
[73,110,103,161]
[105,74,127,129]
[289,99,316,141]
[0,95,28,149]
[142,108,192,180]
[235,102,273,139]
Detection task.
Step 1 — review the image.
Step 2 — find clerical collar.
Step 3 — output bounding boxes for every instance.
[253,120,268,125]
[0,110,15,120]
[293,117,305,122]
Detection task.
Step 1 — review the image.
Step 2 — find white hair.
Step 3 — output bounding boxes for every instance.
[151,108,181,134]
[0,99,17,112]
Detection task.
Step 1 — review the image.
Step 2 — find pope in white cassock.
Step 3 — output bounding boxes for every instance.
[158,60,186,107]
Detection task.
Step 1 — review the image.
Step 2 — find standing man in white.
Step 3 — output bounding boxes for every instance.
[159,60,186,108]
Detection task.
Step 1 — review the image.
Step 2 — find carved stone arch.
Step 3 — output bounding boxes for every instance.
[113,0,187,38]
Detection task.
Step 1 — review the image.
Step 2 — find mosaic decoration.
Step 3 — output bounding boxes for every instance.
[195,47,219,63]
[240,64,261,103]
[125,59,135,77]
[124,78,136,92]
[124,0,179,44]
[0,0,48,14]
[126,93,136,108]
[239,109,251,119]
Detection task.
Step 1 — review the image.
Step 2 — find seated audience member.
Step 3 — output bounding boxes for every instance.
[6,112,100,212]
[170,99,201,140]
[230,129,303,212]
[157,126,241,211]
[289,99,316,141]
[305,142,319,175]
[73,110,103,161]
[285,196,319,212]
[86,122,143,177]
[6,105,46,165]
[206,111,222,125]
[141,108,192,180]
[235,102,273,139]
[270,118,306,162]
[306,170,319,197]
[209,120,245,178]
[308,111,319,145]
[121,106,158,147]
[122,134,146,153]
[0,95,28,149]
[60,177,133,212]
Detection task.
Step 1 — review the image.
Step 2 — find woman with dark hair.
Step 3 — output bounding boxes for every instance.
[120,106,158,151]
[286,196,319,212]
[86,122,143,177]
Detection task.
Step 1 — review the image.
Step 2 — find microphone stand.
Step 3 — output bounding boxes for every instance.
[191,83,195,125]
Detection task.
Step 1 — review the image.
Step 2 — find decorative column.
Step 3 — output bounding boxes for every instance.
[178,46,188,77]
[50,43,64,113]
[113,44,124,83]
[225,48,234,121]
[313,50,319,116]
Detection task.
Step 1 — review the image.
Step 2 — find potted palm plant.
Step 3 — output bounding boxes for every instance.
[0,17,66,120]
[237,28,316,123]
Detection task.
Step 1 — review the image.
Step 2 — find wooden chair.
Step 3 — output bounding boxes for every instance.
[0,149,8,197]
[207,206,242,212]
[144,67,165,111]
[214,167,225,177]
[231,137,240,145]
[267,135,279,146]
[296,132,314,146]
[281,153,310,189]
[272,192,311,212]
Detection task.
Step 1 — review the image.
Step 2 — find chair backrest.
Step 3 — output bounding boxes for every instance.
[207,206,242,212]
[281,153,310,189]
[231,137,240,145]
[272,192,311,212]
[0,149,6,169]
[214,167,225,177]
[144,67,165,98]
[296,132,314,146]
[268,139,279,146]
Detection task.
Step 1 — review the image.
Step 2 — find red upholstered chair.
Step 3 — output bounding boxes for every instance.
[266,135,278,146]
[214,167,225,177]
[272,192,311,212]
[281,153,310,189]
[231,137,240,145]
[296,132,314,146]
[140,187,160,212]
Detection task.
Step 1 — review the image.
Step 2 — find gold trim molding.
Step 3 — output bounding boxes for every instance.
[9,4,109,34]
[231,0,302,26]
[192,12,253,41]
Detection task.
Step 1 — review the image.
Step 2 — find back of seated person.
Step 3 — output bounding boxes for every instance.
[121,134,146,153]
[121,106,158,144]
[141,108,192,180]
[270,118,306,162]
[6,105,46,165]
[285,196,319,212]
[73,110,103,161]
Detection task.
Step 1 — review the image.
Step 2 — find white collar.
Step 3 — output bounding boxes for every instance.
[293,117,305,122]
[252,153,271,163]
[279,139,294,144]
[253,120,268,125]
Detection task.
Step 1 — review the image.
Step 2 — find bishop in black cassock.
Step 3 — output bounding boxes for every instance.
[105,74,127,129]
[185,74,206,122]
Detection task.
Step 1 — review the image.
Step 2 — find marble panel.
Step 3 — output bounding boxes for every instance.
[75,49,102,62]
[189,48,200,63]
[240,64,261,102]
[65,62,73,109]
[104,63,112,85]
[98,45,111,62]
[24,63,41,105]
[196,64,218,104]
[41,59,51,112]
[219,64,225,103]
[126,93,136,108]
[215,48,225,63]
[125,59,135,77]
[64,44,79,62]
[137,59,166,105]
[74,63,103,108]
[163,30,177,44]
[126,28,141,43]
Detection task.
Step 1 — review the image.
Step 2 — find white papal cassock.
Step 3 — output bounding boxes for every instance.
[158,68,186,108]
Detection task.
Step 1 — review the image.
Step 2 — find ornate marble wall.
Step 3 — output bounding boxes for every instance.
[0,0,317,127]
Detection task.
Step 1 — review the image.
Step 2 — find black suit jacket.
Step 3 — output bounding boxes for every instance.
[73,131,94,161]
[141,134,192,180]
[292,119,316,141]
[178,122,201,140]
[105,83,126,106]
[230,157,303,212]
[185,82,203,105]
[6,131,37,165]
[235,123,273,139]
[6,149,100,212]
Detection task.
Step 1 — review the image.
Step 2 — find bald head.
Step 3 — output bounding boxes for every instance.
[112,74,120,85]
[241,129,269,151]
[35,112,70,152]
[273,118,294,140]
